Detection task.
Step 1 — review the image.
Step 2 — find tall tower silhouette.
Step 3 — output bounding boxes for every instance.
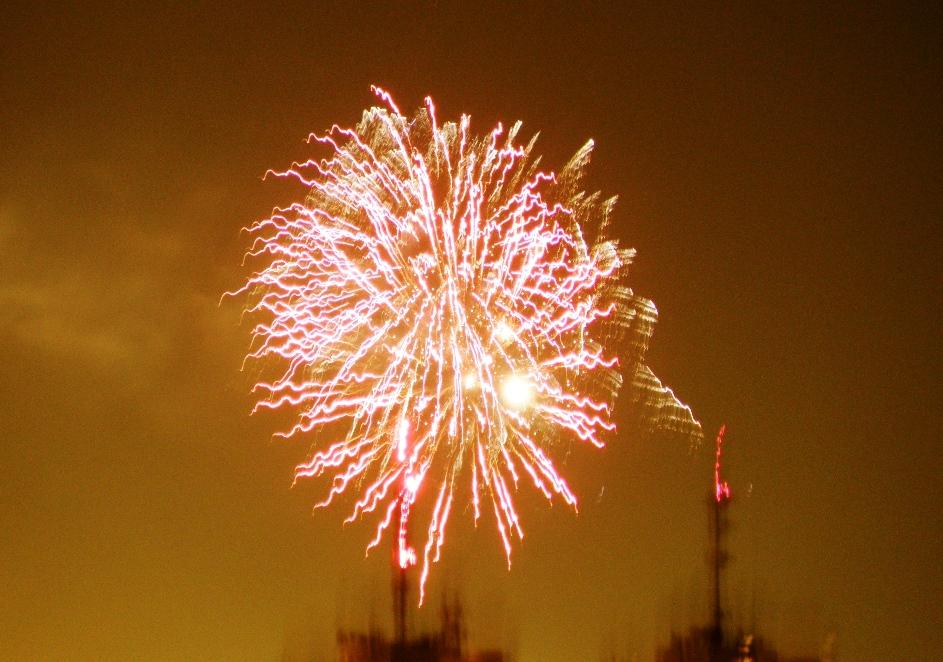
[708,424,732,660]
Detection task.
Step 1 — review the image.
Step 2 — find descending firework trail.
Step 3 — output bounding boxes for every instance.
[714,425,732,503]
[232,88,700,603]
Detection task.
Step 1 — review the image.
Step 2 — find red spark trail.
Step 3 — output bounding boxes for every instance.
[714,424,732,503]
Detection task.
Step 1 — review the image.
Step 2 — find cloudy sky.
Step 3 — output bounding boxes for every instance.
[1,3,940,660]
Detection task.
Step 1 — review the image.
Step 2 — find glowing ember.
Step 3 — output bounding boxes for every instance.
[714,424,732,503]
[231,87,682,603]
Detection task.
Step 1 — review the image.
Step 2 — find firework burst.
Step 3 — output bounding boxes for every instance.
[232,87,696,602]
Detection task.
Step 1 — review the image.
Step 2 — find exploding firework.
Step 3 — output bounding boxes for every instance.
[232,87,699,602]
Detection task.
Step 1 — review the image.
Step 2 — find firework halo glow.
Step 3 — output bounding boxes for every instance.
[228,86,699,603]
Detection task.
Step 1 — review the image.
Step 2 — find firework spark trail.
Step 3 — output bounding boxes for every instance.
[714,424,732,503]
[231,87,694,603]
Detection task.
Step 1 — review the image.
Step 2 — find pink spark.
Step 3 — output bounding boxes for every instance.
[714,424,732,503]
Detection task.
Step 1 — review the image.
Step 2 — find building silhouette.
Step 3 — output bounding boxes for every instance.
[336,564,508,662]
